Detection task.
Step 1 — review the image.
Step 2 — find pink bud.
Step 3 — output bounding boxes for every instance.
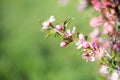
[60,42,67,47]
[55,25,62,30]
[104,1,111,7]
[113,42,120,51]
[113,44,118,51]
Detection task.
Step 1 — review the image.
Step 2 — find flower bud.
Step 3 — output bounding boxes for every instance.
[104,1,111,7]
[60,42,67,47]
[55,25,62,30]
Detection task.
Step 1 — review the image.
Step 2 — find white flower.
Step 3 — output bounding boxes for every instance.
[49,16,55,22]
[42,21,49,30]
[42,16,55,30]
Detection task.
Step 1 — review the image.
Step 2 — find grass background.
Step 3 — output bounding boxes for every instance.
[0,0,101,80]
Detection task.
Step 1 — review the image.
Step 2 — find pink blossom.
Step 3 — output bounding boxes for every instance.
[82,41,90,48]
[58,0,69,6]
[82,53,95,63]
[91,42,99,51]
[103,22,115,34]
[55,25,62,30]
[76,34,86,49]
[99,65,109,75]
[104,1,111,7]
[78,34,85,40]
[60,42,67,47]
[42,16,55,30]
[98,38,110,49]
[64,27,76,38]
[95,47,104,60]
[111,71,119,80]
[89,28,100,40]
[113,42,120,52]
[77,0,88,12]
[90,16,103,28]
[91,0,102,12]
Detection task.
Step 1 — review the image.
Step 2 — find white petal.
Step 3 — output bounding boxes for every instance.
[79,34,84,40]
[77,44,83,49]
[72,27,76,34]
[111,71,119,80]
[49,16,55,22]
[90,56,95,62]
[42,21,49,30]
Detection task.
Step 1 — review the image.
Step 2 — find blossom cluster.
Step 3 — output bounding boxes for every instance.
[41,0,120,80]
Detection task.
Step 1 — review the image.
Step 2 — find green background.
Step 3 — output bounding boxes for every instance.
[0,0,101,80]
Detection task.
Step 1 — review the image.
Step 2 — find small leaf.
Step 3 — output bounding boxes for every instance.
[45,30,54,39]
[55,32,63,39]
[111,59,116,67]
[64,18,72,29]
[111,50,115,58]
[107,67,114,75]
[101,57,109,65]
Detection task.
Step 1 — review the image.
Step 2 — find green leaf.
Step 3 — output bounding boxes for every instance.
[101,57,109,65]
[111,59,116,67]
[111,51,115,58]
[45,30,54,39]
[115,53,120,61]
[107,67,114,75]
[118,26,120,30]
[55,32,63,39]
[64,18,72,30]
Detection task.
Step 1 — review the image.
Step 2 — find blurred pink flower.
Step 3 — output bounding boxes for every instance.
[64,27,76,38]
[103,22,115,34]
[82,53,95,63]
[77,0,88,12]
[58,0,69,6]
[90,16,103,28]
[82,41,90,48]
[113,42,120,52]
[104,1,111,7]
[99,65,109,75]
[95,47,105,60]
[91,0,102,12]
[89,28,100,41]
[111,71,119,80]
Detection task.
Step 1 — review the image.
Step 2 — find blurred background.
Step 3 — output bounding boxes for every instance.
[0,0,101,80]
